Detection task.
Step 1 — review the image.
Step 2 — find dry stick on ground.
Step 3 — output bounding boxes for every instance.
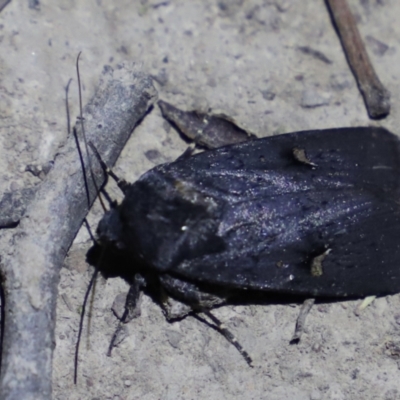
[0,64,157,400]
[0,0,11,13]
[290,298,316,344]
[326,0,390,119]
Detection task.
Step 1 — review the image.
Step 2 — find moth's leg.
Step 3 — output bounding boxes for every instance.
[121,273,146,323]
[159,274,227,320]
[107,273,146,356]
[196,311,253,367]
[290,298,315,344]
[159,274,253,366]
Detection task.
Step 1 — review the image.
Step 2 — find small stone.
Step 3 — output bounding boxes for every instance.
[165,329,184,348]
[260,89,276,101]
[112,293,128,320]
[301,89,331,108]
[310,390,322,400]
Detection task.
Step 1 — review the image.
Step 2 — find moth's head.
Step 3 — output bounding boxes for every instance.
[96,206,125,249]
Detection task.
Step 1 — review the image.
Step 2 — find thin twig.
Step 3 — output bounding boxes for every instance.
[326,0,390,119]
[290,298,315,344]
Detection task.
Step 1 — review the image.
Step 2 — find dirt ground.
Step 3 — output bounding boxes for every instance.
[2,1,400,399]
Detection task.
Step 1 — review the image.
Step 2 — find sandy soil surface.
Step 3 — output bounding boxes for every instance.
[1,1,400,399]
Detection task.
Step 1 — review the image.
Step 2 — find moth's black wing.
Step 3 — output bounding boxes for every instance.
[120,127,400,297]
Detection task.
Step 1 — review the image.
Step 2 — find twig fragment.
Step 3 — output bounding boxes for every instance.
[326,0,390,119]
[290,298,315,344]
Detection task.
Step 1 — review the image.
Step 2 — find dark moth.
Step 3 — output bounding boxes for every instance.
[97,125,400,327]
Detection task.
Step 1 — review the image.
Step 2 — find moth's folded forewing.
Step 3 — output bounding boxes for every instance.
[116,127,400,298]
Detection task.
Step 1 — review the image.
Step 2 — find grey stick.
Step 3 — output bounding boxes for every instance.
[0,63,157,400]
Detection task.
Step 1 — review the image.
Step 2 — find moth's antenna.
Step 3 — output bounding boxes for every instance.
[0,262,6,377]
[75,52,107,212]
[65,78,73,136]
[73,257,100,384]
[73,53,107,385]
[88,141,129,195]
[66,68,91,208]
